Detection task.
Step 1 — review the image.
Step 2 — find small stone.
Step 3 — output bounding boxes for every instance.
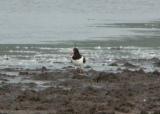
[19,71,29,75]
[96,110,115,114]
[140,110,148,114]
[153,110,160,114]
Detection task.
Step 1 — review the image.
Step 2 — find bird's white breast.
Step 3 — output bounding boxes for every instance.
[71,56,84,66]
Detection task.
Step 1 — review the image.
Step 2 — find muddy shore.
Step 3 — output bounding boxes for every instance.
[0,67,160,114]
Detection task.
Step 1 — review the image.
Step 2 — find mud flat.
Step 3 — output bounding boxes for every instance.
[0,67,160,114]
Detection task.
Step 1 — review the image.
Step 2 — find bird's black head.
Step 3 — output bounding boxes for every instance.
[72,48,82,60]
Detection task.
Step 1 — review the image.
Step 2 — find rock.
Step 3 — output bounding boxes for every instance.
[72,74,89,79]
[123,62,136,68]
[154,61,160,67]
[109,62,118,66]
[115,102,134,113]
[33,73,54,80]
[153,110,160,114]
[140,110,149,114]
[19,71,29,75]
[151,57,160,63]
[152,57,160,67]
[96,111,115,114]
[136,69,145,74]
[152,70,160,76]
[93,72,118,83]
[81,86,98,96]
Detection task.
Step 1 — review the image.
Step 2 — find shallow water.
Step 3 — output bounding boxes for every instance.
[0,43,160,72]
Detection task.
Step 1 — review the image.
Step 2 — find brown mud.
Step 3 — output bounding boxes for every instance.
[0,67,160,114]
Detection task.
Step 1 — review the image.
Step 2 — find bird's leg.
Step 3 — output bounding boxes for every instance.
[75,67,81,74]
[77,68,81,73]
[80,69,83,74]
[75,66,80,73]
[79,65,84,74]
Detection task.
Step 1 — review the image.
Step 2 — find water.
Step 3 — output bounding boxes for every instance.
[0,0,160,71]
[0,43,159,72]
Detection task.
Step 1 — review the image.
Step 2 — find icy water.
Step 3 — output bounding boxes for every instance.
[0,0,160,71]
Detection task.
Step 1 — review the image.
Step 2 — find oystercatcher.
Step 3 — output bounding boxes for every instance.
[71,47,86,73]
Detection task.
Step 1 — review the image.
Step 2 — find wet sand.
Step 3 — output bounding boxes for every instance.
[0,67,160,114]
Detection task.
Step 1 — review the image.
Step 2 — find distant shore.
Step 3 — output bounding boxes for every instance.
[0,67,160,114]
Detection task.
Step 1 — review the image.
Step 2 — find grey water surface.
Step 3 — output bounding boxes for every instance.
[0,0,160,71]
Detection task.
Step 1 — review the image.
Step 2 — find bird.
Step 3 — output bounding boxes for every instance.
[71,47,86,73]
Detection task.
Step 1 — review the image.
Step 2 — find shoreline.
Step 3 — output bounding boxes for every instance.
[0,68,160,114]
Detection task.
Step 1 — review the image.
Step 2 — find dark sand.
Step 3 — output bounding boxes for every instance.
[0,67,160,114]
